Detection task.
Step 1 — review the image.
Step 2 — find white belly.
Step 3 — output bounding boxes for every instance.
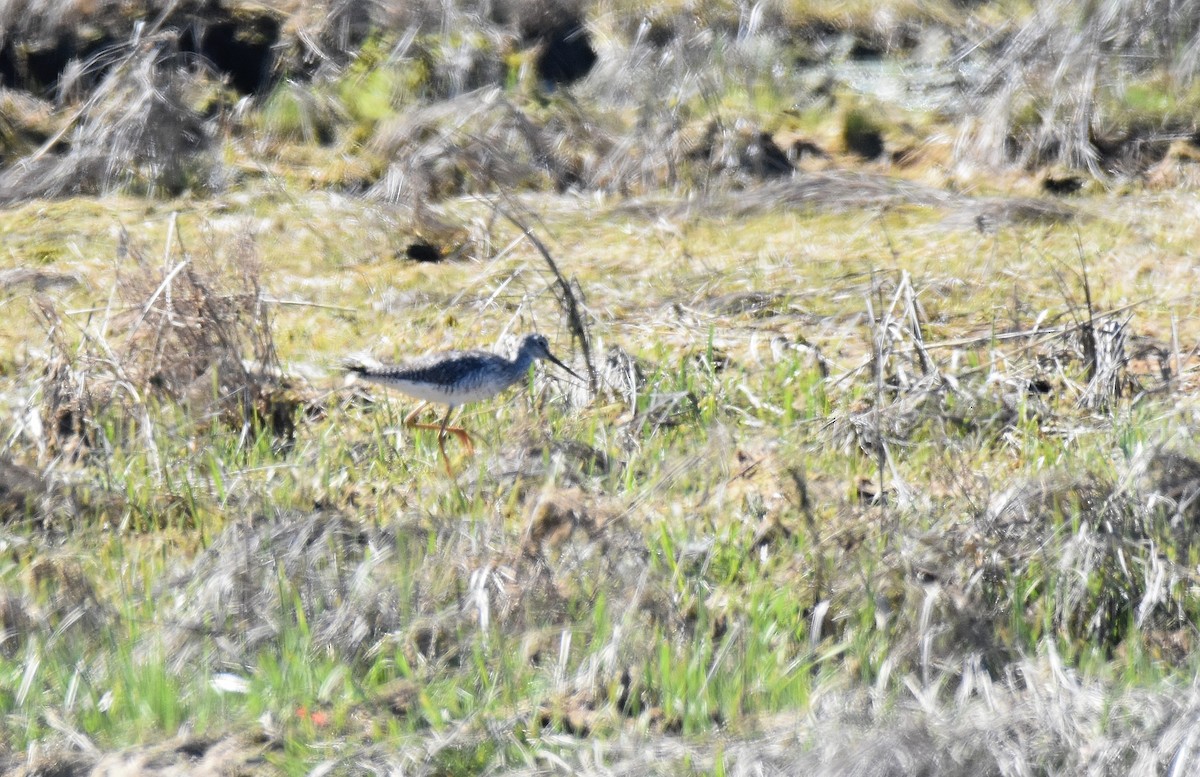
[360,373,517,406]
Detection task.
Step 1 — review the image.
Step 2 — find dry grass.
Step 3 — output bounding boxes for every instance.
[5,1,1200,773]
[477,656,1200,776]
[25,217,299,468]
[0,35,215,203]
[960,0,1200,175]
[4,0,1195,211]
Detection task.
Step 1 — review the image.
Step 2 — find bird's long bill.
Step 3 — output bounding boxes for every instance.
[545,351,583,382]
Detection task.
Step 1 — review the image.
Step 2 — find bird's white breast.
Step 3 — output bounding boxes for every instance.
[363,375,516,405]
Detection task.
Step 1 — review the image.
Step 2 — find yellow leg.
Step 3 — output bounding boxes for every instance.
[403,404,476,474]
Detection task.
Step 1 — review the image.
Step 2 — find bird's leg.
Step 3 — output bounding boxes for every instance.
[403,403,476,460]
[436,406,454,475]
[437,429,454,476]
[401,402,454,474]
[402,402,429,428]
[437,407,476,456]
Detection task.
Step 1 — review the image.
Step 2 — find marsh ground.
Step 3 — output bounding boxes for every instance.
[4,1,1200,774]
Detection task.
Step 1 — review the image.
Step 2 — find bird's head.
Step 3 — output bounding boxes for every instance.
[518,333,581,381]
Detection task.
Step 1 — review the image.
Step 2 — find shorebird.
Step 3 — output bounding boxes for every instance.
[346,333,580,471]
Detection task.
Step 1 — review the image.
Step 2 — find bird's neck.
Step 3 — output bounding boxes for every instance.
[512,346,537,373]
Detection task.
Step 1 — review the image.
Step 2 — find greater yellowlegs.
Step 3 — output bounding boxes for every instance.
[347,333,580,470]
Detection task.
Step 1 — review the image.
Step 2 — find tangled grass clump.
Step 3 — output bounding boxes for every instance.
[0,34,218,204]
[30,221,299,464]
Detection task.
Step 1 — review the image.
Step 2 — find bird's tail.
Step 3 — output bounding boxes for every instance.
[341,356,382,384]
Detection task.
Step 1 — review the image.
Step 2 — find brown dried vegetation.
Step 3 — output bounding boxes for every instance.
[6,0,1200,774]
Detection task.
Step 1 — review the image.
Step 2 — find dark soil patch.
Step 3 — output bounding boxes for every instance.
[178,11,281,96]
[533,22,597,86]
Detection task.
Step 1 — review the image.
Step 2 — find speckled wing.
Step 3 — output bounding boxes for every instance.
[347,349,521,405]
